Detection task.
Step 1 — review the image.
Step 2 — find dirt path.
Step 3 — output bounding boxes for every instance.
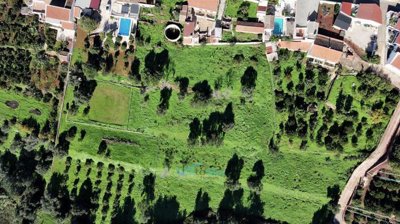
[335,101,400,223]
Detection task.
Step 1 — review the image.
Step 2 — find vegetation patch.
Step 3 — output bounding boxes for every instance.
[88,82,131,126]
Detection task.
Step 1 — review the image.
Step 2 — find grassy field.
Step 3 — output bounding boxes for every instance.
[0,89,51,125]
[88,82,131,126]
[225,0,258,18]
[52,2,400,224]
[60,43,363,223]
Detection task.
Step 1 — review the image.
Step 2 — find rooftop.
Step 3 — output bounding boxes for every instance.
[188,0,219,12]
[295,0,319,27]
[278,41,312,52]
[308,44,342,63]
[46,5,71,21]
[334,12,352,30]
[341,2,352,16]
[356,3,382,24]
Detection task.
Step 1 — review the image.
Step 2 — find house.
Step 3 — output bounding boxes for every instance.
[317,2,341,37]
[354,3,382,27]
[307,44,343,68]
[235,21,265,37]
[265,42,278,61]
[188,0,219,19]
[264,15,274,41]
[294,0,319,39]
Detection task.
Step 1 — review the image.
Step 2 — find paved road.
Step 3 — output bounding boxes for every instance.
[335,101,400,223]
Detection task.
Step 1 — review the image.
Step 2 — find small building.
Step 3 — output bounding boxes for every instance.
[307,44,343,68]
[265,42,278,61]
[355,3,382,27]
[188,0,219,19]
[236,21,264,34]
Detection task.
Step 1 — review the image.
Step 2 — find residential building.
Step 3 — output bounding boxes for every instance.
[187,0,219,19]
[307,44,343,68]
[354,3,382,28]
[294,0,319,39]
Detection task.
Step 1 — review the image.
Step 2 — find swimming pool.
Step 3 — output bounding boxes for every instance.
[273,17,284,35]
[118,18,132,37]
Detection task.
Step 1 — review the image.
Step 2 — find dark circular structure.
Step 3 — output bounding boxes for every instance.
[164,24,181,42]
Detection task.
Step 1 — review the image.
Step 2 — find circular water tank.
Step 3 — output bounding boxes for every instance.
[164,24,181,42]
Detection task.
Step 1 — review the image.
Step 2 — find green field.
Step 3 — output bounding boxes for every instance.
[225,0,258,19]
[52,2,400,224]
[88,82,131,126]
[0,89,51,125]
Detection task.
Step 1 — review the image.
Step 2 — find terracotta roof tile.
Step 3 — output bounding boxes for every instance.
[257,6,267,12]
[341,2,352,16]
[308,44,342,63]
[74,6,81,18]
[188,0,219,12]
[356,3,382,24]
[61,21,75,30]
[391,53,400,70]
[278,41,312,52]
[46,5,71,21]
[396,18,400,30]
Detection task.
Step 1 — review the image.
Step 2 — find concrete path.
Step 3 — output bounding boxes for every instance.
[216,0,226,20]
[334,101,400,223]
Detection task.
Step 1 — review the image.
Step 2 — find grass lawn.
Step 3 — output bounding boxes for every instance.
[0,89,51,125]
[88,82,131,126]
[225,0,258,18]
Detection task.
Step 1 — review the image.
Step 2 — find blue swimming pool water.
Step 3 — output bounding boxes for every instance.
[119,18,131,36]
[273,18,284,35]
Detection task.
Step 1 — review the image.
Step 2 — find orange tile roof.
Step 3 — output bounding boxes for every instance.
[308,44,342,63]
[46,5,71,21]
[188,0,219,12]
[61,21,75,30]
[396,35,400,45]
[391,53,400,70]
[236,21,264,34]
[396,18,400,31]
[278,41,312,52]
[341,2,352,16]
[74,6,81,18]
[356,3,382,24]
